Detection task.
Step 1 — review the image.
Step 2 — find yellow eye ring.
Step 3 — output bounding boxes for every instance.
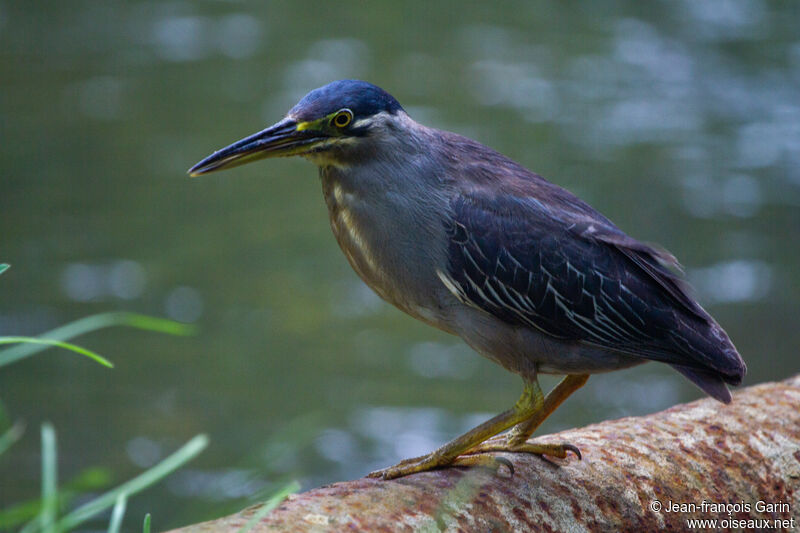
[332,109,353,128]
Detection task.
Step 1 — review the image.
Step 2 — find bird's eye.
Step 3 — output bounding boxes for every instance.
[332,109,353,128]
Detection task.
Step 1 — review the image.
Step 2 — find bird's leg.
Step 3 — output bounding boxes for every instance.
[367,379,545,480]
[462,374,589,459]
[507,374,589,446]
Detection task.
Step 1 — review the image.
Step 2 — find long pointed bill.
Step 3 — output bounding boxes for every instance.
[188,118,327,176]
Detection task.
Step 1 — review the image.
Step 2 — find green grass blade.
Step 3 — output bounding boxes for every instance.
[0,337,113,368]
[55,434,208,531]
[107,494,127,533]
[0,467,112,530]
[236,481,300,533]
[18,513,41,533]
[1,499,43,531]
[0,312,196,367]
[115,312,198,336]
[40,424,58,533]
[0,311,197,364]
[0,264,9,275]
[142,513,151,533]
[0,422,25,456]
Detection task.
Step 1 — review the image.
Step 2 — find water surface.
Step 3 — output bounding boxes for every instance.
[1,1,798,528]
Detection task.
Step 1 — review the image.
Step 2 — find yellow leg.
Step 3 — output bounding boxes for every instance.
[367,374,589,480]
[462,374,589,459]
[367,379,545,480]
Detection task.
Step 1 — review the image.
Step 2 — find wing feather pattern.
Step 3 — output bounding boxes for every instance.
[443,191,744,389]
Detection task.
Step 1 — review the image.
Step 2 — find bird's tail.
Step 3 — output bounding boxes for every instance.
[671,364,733,403]
[670,323,746,404]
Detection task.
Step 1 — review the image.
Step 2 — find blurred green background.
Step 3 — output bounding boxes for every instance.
[2,0,799,529]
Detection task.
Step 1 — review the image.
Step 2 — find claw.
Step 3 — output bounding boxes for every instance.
[563,443,582,460]
[451,454,515,477]
[367,467,402,480]
[495,456,515,476]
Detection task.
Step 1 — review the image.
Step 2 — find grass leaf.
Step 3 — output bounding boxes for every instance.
[54,434,208,531]
[236,481,300,533]
[0,422,25,456]
[0,312,196,367]
[142,513,151,533]
[0,264,9,275]
[0,467,113,529]
[107,494,127,533]
[0,337,113,368]
[40,424,57,533]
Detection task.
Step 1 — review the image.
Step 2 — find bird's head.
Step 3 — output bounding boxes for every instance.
[188,80,405,176]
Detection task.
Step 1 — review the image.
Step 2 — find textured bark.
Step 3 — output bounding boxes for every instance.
[170,376,800,532]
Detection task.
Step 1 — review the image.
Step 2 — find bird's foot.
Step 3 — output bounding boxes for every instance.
[366,452,449,480]
[367,451,515,480]
[463,437,582,461]
[367,376,588,480]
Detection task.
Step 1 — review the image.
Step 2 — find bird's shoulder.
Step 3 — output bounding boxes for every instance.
[432,129,615,221]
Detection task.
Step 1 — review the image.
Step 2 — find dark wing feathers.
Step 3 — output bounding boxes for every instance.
[581,223,706,320]
[444,190,744,384]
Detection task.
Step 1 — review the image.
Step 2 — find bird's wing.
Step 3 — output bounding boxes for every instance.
[440,189,712,367]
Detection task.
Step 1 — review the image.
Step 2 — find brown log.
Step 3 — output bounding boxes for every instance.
[170,375,800,532]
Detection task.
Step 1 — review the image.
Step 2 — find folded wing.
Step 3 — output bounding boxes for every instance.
[442,189,745,400]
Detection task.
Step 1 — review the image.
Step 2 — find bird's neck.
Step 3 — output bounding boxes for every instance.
[317,164,453,328]
[319,165,397,302]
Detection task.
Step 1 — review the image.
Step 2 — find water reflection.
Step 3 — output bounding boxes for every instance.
[164,286,204,323]
[126,435,164,468]
[737,118,800,172]
[167,468,268,501]
[314,428,357,464]
[588,370,683,416]
[690,259,772,304]
[67,76,126,121]
[407,341,478,380]
[352,406,453,463]
[1,2,798,529]
[61,260,146,301]
[468,60,558,122]
[679,0,766,40]
[217,14,264,60]
[680,173,764,219]
[151,15,214,63]
[329,280,385,318]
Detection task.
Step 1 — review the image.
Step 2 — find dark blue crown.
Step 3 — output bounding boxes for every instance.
[290,80,403,121]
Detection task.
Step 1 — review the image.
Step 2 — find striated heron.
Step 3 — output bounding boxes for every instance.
[189,80,746,479]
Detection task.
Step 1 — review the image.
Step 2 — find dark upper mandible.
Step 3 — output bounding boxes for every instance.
[289,80,404,121]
